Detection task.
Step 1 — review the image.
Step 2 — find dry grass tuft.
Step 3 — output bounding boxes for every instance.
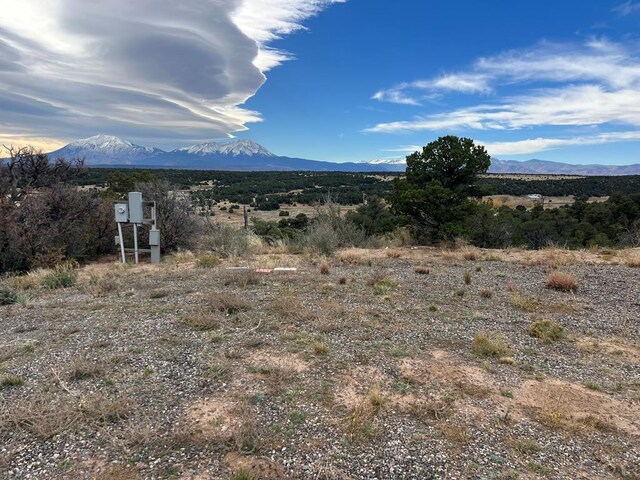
[183,312,222,331]
[196,254,221,268]
[472,331,514,358]
[624,257,640,268]
[546,272,577,292]
[506,282,519,293]
[210,293,251,314]
[68,359,108,381]
[480,288,493,298]
[529,319,565,343]
[414,266,430,275]
[319,262,330,275]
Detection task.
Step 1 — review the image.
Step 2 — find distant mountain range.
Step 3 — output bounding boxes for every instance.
[46,134,640,175]
[48,135,394,172]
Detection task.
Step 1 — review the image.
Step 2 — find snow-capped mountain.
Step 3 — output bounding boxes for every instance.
[366,158,407,166]
[50,134,163,165]
[177,139,274,157]
[44,135,640,174]
[45,135,397,171]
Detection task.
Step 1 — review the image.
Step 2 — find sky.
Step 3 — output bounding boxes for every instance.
[1,0,640,165]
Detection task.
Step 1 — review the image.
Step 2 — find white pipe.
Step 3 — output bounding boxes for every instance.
[133,223,139,264]
[117,222,126,263]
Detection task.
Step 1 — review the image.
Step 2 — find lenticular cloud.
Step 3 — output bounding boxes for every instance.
[0,0,342,145]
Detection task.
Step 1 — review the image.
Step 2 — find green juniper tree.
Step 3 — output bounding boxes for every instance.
[390,135,491,242]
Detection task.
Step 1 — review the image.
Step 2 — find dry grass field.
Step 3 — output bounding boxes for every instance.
[1,247,639,479]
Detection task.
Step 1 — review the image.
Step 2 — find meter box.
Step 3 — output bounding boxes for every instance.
[114,203,129,223]
[149,229,160,246]
[128,192,143,224]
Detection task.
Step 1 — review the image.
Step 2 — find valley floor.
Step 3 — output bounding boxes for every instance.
[1,247,639,479]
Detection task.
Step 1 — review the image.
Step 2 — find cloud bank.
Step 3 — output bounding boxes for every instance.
[0,0,342,147]
[369,39,640,155]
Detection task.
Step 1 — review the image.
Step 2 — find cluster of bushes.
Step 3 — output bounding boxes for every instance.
[466,194,640,249]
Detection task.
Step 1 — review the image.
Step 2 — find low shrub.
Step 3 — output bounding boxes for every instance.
[546,272,577,292]
[472,331,513,358]
[196,255,221,268]
[414,266,430,275]
[41,265,77,289]
[0,286,19,305]
[529,319,565,343]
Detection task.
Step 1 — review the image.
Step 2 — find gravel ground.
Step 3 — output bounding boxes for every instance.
[0,247,639,479]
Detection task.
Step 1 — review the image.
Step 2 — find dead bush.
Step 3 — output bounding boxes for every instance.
[183,312,222,331]
[546,272,577,292]
[210,293,250,314]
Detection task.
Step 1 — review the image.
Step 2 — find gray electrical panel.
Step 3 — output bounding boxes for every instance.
[149,229,160,246]
[128,192,143,224]
[114,203,129,223]
[114,192,160,264]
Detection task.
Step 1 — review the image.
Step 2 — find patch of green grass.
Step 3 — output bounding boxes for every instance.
[230,471,253,480]
[583,380,604,392]
[0,286,19,305]
[372,278,396,295]
[472,331,514,358]
[390,347,411,358]
[288,411,306,425]
[500,389,513,398]
[514,439,542,454]
[208,361,232,381]
[0,374,25,389]
[196,255,221,268]
[528,319,565,343]
[41,266,77,289]
[210,333,225,343]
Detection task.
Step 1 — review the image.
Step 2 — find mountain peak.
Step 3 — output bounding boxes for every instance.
[69,134,134,149]
[178,139,274,157]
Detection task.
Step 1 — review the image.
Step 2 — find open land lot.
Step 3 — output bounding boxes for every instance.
[1,247,639,479]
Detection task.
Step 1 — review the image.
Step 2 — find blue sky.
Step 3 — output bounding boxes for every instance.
[2,0,640,164]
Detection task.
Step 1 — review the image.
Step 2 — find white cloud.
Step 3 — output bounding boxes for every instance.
[367,85,640,133]
[613,1,640,15]
[366,39,640,142]
[232,0,346,71]
[480,131,640,155]
[373,74,490,105]
[373,39,640,106]
[0,0,342,146]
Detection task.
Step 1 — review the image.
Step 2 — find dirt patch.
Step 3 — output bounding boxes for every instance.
[334,366,385,409]
[516,379,640,436]
[577,336,640,364]
[246,350,309,373]
[223,452,286,479]
[399,355,495,390]
[186,398,244,440]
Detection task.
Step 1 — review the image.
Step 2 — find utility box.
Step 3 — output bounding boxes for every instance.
[149,229,160,246]
[128,192,143,224]
[114,203,129,223]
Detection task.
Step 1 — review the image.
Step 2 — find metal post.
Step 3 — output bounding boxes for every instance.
[133,223,139,264]
[243,205,249,231]
[117,222,126,263]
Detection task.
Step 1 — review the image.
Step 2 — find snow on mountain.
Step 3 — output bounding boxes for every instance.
[177,139,274,157]
[366,158,407,166]
[51,134,163,165]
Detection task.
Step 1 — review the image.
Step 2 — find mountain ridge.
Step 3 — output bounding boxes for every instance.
[46,135,640,175]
